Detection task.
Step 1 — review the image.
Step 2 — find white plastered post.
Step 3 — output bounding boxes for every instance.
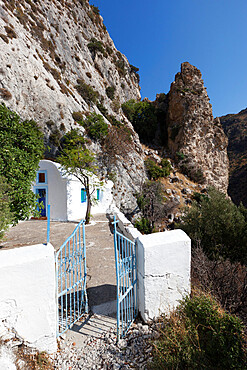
[0,243,57,353]
[136,230,191,322]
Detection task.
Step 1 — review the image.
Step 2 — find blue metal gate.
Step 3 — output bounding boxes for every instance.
[113,217,138,341]
[55,219,88,337]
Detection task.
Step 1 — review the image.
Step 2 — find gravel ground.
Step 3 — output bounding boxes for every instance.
[54,317,158,369]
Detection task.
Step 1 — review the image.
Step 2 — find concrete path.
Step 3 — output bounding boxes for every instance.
[0,219,78,250]
[1,214,118,340]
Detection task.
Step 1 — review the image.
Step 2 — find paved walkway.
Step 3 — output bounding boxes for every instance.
[1,214,117,317]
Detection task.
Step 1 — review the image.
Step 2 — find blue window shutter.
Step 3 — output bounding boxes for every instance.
[97,189,100,201]
[81,189,87,203]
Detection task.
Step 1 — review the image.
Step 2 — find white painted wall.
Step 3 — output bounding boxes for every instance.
[66,177,113,221]
[34,160,113,221]
[34,160,67,221]
[106,205,142,241]
[0,244,57,354]
[136,230,191,322]
[108,207,191,321]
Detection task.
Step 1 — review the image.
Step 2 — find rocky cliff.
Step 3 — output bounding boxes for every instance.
[166,62,229,193]
[220,109,247,207]
[0,0,146,213]
[0,1,230,214]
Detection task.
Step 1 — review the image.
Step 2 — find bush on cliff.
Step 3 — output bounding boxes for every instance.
[80,112,108,142]
[122,100,157,142]
[151,290,247,370]
[178,187,247,264]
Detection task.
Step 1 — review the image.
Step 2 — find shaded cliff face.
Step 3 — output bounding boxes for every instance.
[220,109,247,207]
[166,62,229,193]
[0,0,146,213]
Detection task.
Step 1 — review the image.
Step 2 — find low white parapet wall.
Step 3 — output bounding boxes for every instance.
[137,230,191,322]
[0,243,57,354]
[107,205,191,322]
[106,204,142,241]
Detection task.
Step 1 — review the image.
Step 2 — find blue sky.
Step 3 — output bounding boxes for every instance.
[90,0,247,117]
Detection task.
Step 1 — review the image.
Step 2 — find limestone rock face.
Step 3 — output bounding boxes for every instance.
[0,0,140,128]
[220,108,247,207]
[167,62,229,193]
[0,0,146,213]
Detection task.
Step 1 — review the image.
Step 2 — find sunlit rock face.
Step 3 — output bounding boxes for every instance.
[0,0,146,213]
[166,62,229,193]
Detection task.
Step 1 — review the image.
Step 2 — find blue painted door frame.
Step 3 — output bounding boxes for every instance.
[34,186,48,217]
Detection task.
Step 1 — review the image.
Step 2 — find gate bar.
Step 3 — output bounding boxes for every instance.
[46,204,50,244]
[113,216,120,342]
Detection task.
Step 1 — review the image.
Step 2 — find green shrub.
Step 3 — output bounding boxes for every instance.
[160,159,172,176]
[121,99,136,122]
[145,159,164,180]
[0,103,44,222]
[83,113,108,141]
[111,98,120,113]
[75,79,99,104]
[179,157,205,184]
[96,102,108,117]
[145,158,171,180]
[130,64,140,83]
[151,291,247,370]
[136,180,166,232]
[134,217,152,234]
[176,151,185,161]
[192,168,204,183]
[0,176,13,239]
[179,187,247,264]
[87,37,106,56]
[106,86,116,100]
[106,45,113,55]
[107,171,117,183]
[90,4,100,15]
[115,58,126,76]
[49,128,62,147]
[192,191,208,203]
[72,111,84,123]
[122,100,157,142]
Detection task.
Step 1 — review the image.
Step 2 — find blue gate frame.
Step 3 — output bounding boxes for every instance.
[113,217,138,341]
[55,219,88,337]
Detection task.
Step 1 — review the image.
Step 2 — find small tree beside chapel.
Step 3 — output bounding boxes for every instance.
[58,129,100,224]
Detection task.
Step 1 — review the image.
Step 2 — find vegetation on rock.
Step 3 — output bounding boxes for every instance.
[220,108,247,207]
[122,100,158,142]
[130,64,140,83]
[135,180,179,233]
[145,158,171,180]
[81,113,108,142]
[106,86,116,100]
[87,37,106,56]
[75,79,99,105]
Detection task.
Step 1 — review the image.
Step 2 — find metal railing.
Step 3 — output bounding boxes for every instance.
[113,217,138,341]
[55,219,88,337]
